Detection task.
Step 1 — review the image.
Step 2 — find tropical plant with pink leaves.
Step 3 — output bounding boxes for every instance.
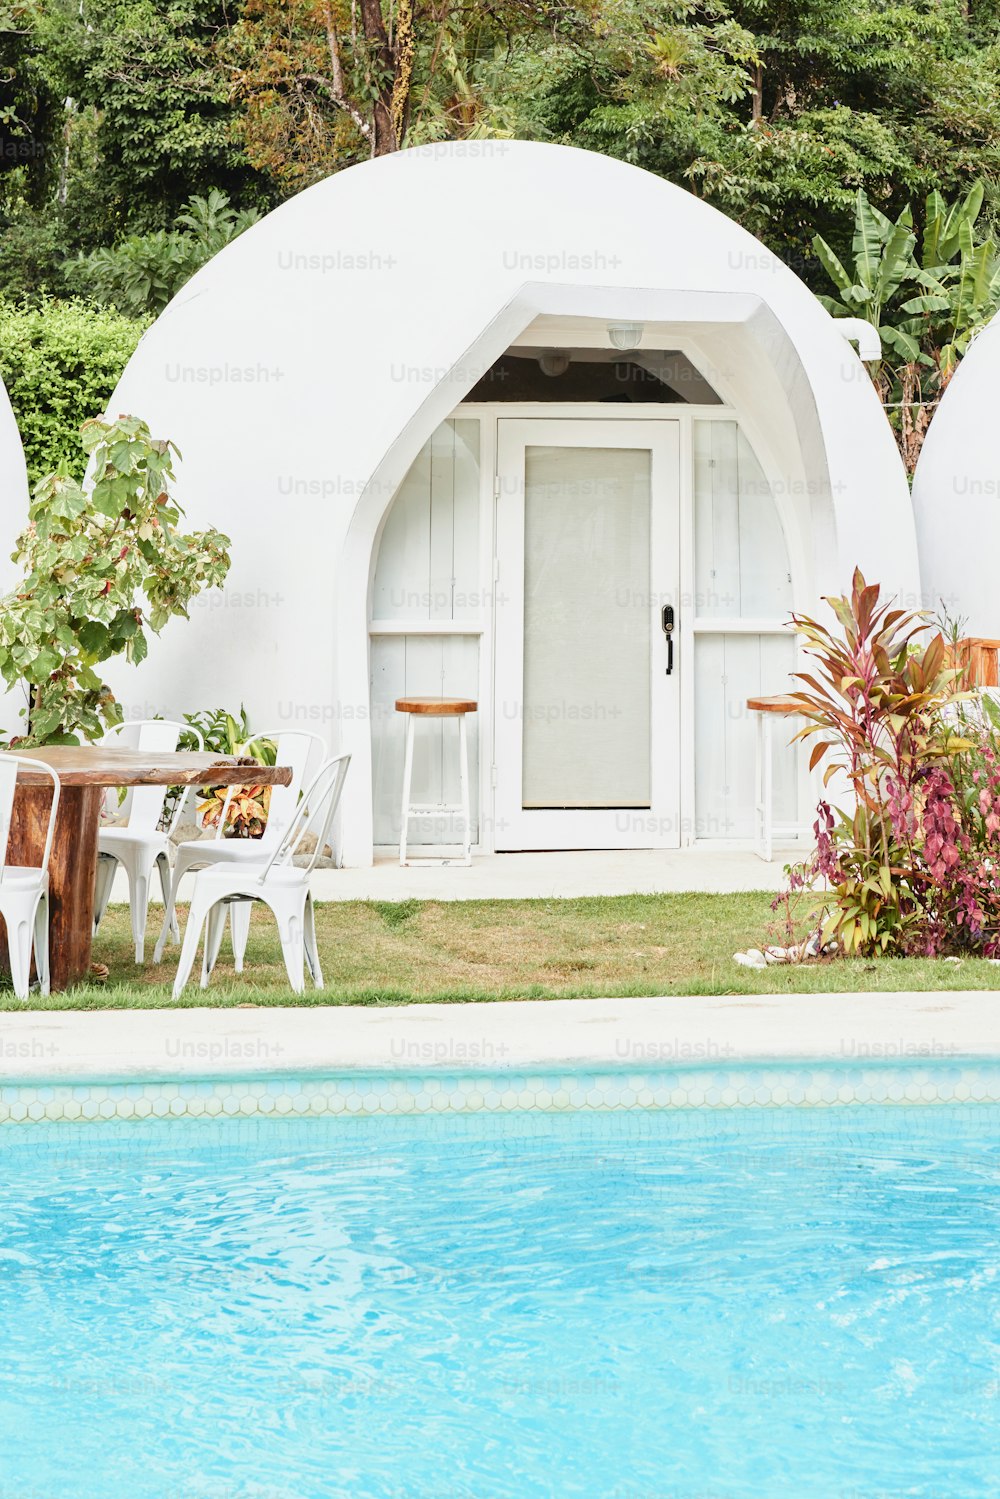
[774,568,993,958]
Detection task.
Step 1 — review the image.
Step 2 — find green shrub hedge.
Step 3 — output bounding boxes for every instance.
[0,299,148,485]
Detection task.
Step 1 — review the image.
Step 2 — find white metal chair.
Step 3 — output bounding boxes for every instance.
[153,728,324,968]
[172,754,350,997]
[94,719,204,963]
[0,756,60,999]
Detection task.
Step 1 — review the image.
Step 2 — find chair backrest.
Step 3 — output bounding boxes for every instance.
[0,756,61,880]
[104,719,203,832]
[214,729,325,847]
[260,754,351,883]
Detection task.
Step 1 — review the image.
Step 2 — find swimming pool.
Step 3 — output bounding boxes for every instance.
[2,1074,998,1498]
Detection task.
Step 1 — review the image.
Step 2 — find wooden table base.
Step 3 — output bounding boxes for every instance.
[0,747,294,993]
[5,784,102,990]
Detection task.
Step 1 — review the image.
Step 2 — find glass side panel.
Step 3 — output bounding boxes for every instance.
[521,446,652,809]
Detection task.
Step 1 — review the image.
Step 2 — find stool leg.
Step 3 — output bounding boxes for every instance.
[399,712,415,867]
[458,711,471,865]
[754,712,764,860]
[763,714,774,864]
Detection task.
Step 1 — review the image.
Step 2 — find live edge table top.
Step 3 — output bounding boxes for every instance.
[2,747,294,788]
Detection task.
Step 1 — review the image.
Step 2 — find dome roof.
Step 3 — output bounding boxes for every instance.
[56,143,887,561]
[104,140,915,796]
[912,315,1000,634]
[109,139,912,580]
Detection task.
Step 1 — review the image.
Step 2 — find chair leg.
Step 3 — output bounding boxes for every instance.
[153,868,177,963]
[93,854,117,934]
[7,914,31,1002]
[33,893,50,997]
[230,901,252,974]
[269,899,306,996]
[156,853,179,942]
[128,854,154,965]
[303,892,323,989]
[172,889,212,999]
[201,902,227,987]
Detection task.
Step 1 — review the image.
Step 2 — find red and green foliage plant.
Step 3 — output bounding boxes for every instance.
[778,569,1000,958]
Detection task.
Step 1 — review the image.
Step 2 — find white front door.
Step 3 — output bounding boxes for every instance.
[493,419,681,850]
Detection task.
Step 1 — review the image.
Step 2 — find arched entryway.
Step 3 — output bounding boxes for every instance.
[363,364,807,857]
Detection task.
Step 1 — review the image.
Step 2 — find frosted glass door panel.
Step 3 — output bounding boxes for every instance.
[494,418,680,851]
[522,446,651,809]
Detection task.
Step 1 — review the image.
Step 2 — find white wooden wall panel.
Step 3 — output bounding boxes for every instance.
[694,633,797,840]
[694,420,791,620]
[736,430,792,618]
[451,425,482,622]
[370,635,480,845]
[372,447,432,619]
[371,419,480,622]
[429,424,456,621]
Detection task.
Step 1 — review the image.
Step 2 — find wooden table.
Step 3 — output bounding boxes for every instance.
[954,637,1000,688]
[2,748,293,990]
[746,695,803,862]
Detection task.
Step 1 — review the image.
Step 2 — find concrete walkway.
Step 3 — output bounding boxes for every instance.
[2,992,997,1082]
[110,847,793,905]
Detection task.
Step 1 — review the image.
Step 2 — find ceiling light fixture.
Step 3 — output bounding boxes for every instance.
[607,322,644,351]
[538,349,571,377]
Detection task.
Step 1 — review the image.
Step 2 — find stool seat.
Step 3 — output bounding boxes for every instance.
[396,697,475,865]
[395,696,478,716]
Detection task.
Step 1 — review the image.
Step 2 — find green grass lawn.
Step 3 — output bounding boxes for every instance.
[3,893,999,1009]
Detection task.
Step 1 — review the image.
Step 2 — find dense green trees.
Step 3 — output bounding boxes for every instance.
[0,298,147,481]
[7,0,1000,292]
[3,0,1000,469]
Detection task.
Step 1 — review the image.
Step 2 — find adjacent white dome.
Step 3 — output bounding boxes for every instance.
[912,315,1000,634]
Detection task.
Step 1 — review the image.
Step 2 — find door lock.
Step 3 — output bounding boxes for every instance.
[661,604,675,675]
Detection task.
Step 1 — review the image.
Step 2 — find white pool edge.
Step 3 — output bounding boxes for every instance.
[1,991,999,1084]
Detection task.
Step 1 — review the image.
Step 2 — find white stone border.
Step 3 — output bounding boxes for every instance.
[1,991,999,1084]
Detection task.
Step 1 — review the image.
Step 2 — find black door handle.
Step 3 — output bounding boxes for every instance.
[661,604,675,675]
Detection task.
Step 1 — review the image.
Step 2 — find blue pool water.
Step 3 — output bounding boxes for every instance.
[1,1100,999,1498]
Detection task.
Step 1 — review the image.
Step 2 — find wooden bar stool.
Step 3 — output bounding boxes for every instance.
[396,697,478,866]
[747,694,802,862]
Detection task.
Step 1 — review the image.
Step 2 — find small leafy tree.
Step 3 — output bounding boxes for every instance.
[0,415,231,745]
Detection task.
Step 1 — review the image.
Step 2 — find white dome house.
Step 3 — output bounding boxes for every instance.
[912,315,1000,636]
[105,140,916,865]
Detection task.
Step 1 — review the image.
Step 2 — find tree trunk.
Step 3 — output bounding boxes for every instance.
[751,62,763,126]
[359,0,401,153]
